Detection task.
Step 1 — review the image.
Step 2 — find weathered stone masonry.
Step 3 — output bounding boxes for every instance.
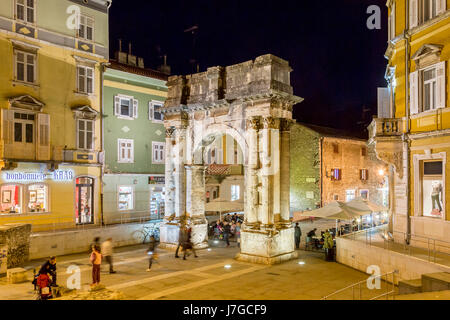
[160,54,303,264]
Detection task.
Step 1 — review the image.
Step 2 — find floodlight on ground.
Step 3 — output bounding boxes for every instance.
[298,261,305,265]
[224,264,232,269]
[213,240,219,244]
[207,248,212,251]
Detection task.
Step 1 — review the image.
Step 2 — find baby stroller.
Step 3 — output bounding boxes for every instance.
[32,269,57,300]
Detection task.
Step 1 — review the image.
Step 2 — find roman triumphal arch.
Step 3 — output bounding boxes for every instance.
[159,54,303,264]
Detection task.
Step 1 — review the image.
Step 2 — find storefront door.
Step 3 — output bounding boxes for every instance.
[75,177,94,224]
[150,186,165,219]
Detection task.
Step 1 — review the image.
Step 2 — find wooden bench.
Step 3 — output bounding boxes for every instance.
[7,267,28,284]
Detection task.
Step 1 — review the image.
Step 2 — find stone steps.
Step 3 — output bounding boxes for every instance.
[398,272,450,295]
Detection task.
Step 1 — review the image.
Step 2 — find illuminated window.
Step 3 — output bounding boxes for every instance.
[0,184,22,214]
[422,161,443,218]
[331,169,341,181]
[75,177,94,224]
[118,186,133,211]
[360,169,369,181]
[346,190,356,202]
[27,183,48,212]
[231,185,240,201]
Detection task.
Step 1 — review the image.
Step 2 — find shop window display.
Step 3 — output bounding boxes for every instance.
[0,185,22,214]
[150,186,165,218]
[118,186,133,211]
[27,184,48,212]
[75,177,94,224]
[422,161,444,218]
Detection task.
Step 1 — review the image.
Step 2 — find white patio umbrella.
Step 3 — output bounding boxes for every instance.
[299,201,372,235]
[345,197,388,228]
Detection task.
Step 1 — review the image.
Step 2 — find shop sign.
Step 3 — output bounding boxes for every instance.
[3,170,74,182]
[149,176,165,184]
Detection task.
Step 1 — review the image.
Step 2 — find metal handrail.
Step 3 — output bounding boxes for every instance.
[322,270,398,300]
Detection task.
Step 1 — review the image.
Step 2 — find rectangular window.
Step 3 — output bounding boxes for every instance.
[77,66,94,94]
[16,0,34,23]
[118,186,133,211]
[118,139,134,163]
[0,184,22,214]
[231,185,240,201]
[27,184,48,213]
[360,189,369,200]
[361,147,367,157]
[423,0,438,22]
[422,67,437,111]
[114,95,137,118]
[332,143,339,154]
[77,119,94,150]
[346,190,356,202]
[79,15,94,41]
[149,101,164,122]
[389,3,395,40]
[152,142,165,164]
[422,160,443,218]
[15,51,36,83]
[360,169,369,181]
[331,168,341,181]
[13,112,34,143]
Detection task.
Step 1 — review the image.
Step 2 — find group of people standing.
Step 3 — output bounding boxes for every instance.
[211,213,242,247]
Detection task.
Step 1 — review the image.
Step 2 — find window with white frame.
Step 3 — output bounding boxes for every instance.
[360,169,369,181]
[231,185,240,201]
[77,65,94,94]
[345,190,356,202]
[118,139,134,163]
[15,51,36,83]
[118,186,134,211]
[78,15,94,41]
[149,101,164,122]
[421,161,444,218]
[77,119,94,150]
[410,62,446,114]
[409,0,446,28]
[114,95,138,118]
[152,142,165,164]
[15,0,35,24]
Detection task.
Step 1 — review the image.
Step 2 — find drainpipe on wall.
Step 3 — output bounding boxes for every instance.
[404,0,412,245]
[320,137,324,207]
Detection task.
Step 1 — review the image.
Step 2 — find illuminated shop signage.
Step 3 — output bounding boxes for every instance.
[3,170,74,182]
[149,176,165,184]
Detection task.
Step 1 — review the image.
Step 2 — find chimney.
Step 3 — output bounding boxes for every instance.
[138,57,144,68]
[115,39,127,64]
[157,54,171,75]
[127,42,137,66]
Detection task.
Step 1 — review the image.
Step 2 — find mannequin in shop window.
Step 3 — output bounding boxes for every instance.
[431,181,443,215]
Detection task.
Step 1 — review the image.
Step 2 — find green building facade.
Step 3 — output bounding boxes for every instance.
[102,56,168,224]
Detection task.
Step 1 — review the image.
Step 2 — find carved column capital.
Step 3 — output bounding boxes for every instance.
[165,127,176,138]
[246,117,261,130]
[262,117,281,129]
[280,119,294,132]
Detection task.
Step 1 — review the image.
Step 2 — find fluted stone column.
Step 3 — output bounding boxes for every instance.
[244,117,260,226]
[159,125,187,249]
[280,119,293,223]
[185,165,208,249]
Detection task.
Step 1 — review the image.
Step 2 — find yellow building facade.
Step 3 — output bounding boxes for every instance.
[369,0,450,248]
[0,0,111,231]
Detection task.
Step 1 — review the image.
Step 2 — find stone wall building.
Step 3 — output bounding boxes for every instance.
[290,123,389,214]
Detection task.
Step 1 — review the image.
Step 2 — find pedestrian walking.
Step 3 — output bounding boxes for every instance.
[90,245,102,287]
[101,238,116,274]
[182,227,198,260]
[235,221,241,248]
[223,221,231,247]
[294,223,302,249]
[175,226,187,258]
[147,235,158,271]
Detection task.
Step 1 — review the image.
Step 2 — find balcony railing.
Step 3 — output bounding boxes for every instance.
[369,118,403,141]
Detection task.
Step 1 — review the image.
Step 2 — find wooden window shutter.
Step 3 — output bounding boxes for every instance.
[437,0,446,15]
[410,71,419,115]
[133,99,138,118]
[391,3,396,39]
[436,61,446,109]
[409,0,418,29]
[148,101,153,120]
[114,96,120,115]
[2,109,13,145]
[37,113,50,160]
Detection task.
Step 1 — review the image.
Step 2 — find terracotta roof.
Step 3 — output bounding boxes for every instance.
[108,60,169,81]
[296,122,367,140]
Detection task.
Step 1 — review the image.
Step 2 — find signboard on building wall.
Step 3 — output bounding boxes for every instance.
[148,176,165,184]
[2,170,74,182]
[0,245,7,274]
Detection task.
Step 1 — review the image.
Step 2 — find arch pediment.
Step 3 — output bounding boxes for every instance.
[71,105,99,119]
[9,95,44,111]
[412,44,444,69]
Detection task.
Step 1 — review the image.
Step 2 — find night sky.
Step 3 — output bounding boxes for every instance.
[109,0,388,136]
